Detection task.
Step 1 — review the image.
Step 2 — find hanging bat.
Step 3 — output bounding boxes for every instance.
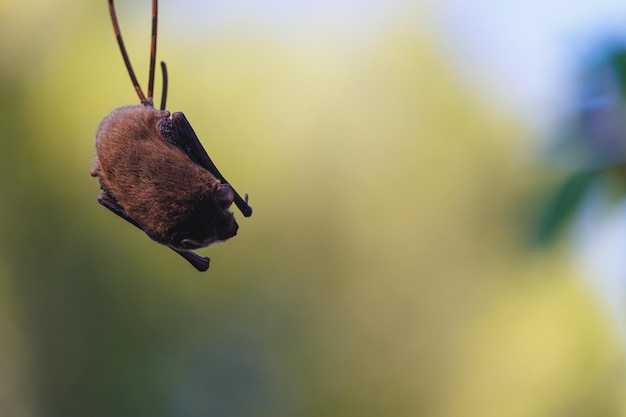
[91,0,252,272]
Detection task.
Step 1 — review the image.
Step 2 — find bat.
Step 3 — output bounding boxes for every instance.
[91,0,252,272]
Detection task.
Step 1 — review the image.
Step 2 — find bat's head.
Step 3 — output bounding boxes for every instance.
[168,183,239,251]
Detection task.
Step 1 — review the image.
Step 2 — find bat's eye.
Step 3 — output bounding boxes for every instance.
[215,184,234,207]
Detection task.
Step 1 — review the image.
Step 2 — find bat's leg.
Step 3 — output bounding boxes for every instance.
[97,192,210,271]
[171,112,253,218]
[159,61,168,111]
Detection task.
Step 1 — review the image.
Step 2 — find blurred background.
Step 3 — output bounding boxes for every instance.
[2,0,626,416]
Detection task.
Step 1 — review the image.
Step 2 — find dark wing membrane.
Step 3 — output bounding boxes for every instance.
[172,112,253,217]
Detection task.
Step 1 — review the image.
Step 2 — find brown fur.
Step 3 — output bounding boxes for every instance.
[92,104,237,249]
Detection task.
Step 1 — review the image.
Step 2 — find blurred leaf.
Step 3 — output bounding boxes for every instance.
[609,48,626,98]
[533,169,602,245]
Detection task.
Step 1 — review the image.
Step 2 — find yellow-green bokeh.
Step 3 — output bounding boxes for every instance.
[0,1,624,416]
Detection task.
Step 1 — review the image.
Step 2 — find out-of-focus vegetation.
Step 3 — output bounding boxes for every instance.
[535,45,626,246]
[1,1,625,416]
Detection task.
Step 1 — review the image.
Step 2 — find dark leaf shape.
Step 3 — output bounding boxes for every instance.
[533,169,602,246]
[609,49,626,98]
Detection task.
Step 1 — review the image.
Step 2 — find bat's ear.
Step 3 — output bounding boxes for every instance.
[215,183,235,208]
